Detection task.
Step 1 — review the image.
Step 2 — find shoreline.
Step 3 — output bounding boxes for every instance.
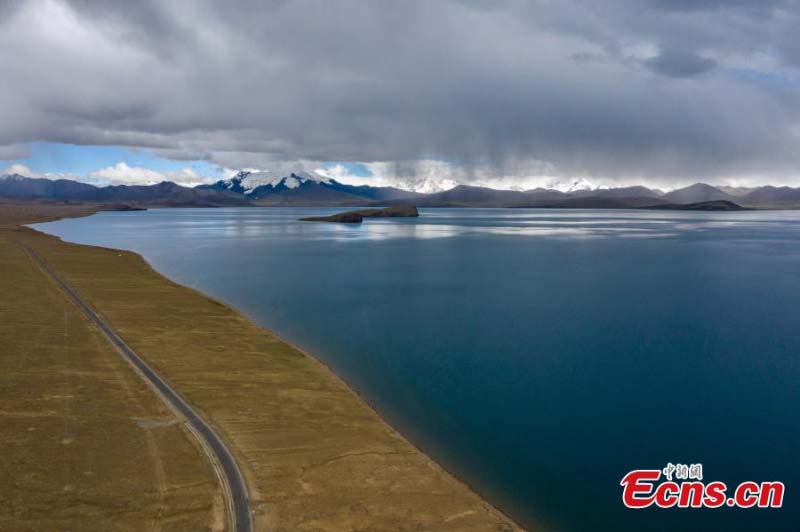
[224,298,531,531]
[180,271,529,531]
[18,204,530,531]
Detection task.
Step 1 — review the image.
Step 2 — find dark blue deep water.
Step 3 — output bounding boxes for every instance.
[36,208,800,531]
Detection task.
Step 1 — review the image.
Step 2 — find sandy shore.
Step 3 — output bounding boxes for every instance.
[1,202,525,531]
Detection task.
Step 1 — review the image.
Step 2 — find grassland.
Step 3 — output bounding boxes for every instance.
[0,202,222,531]
[1,202,522,531]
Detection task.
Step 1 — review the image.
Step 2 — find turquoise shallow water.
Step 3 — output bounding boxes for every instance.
[36,208,800,531]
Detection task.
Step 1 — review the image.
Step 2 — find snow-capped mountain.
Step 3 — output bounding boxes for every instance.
[546,177,596,193]
[220,170,333,195]
[197,169,422,204]
[397,177,460,194]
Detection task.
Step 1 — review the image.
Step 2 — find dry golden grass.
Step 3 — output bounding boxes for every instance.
[0,205,221,531]
[3,203,523,532]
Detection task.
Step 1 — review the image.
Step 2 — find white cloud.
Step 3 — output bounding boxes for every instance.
[315,164,397,188]
[87,162,212,186]
[88,162,163,185]
[220,167,267,179]
[2,163,36,176]
[320,159,566,193]
[319,157,800,192]
[0,163,80,181]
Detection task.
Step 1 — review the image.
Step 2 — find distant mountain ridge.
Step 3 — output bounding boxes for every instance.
[662,183,736,204]
[0,173,247,206]
[2,172,800,209]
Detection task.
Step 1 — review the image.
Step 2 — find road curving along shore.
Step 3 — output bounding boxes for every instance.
[18,242,252,532]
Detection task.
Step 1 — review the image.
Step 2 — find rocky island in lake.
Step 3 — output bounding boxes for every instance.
[299,205,419,223]
[644,200,749,211]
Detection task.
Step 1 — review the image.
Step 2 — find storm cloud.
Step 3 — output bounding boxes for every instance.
[1,0,799,187]
[645,50,717,78]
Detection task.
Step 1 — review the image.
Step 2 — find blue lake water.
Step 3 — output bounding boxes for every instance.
[35,208,800,531]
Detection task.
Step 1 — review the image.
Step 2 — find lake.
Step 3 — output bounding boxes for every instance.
[35,207,800,531]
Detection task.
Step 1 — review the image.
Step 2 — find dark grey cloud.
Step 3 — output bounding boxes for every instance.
[647,0,785,13]
[0,0,799,186]
[645,50,717,78]
[571,51,607,64]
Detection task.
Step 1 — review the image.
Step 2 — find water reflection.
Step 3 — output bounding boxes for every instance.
[37,207,800,245]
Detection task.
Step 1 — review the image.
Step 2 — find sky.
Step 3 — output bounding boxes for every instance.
[1,0,800,191]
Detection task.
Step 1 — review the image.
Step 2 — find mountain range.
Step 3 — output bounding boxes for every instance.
[0,173,246,207]
[196,170,422,205]
[2,171,800,210]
